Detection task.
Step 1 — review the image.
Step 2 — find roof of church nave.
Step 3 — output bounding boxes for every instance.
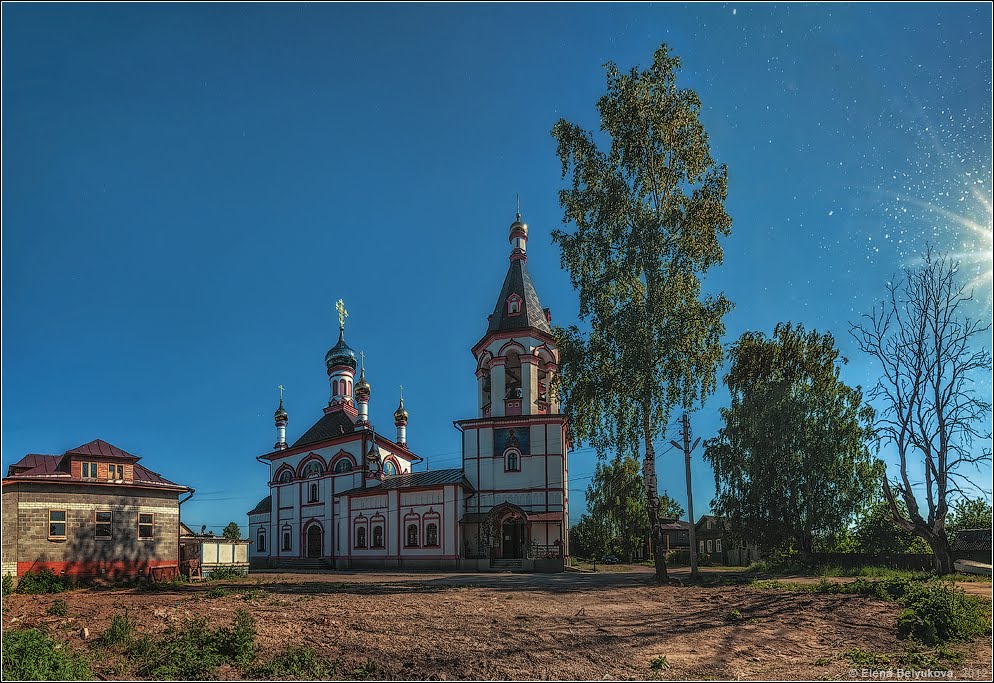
[290,410,358,448]
[334,467,473,497]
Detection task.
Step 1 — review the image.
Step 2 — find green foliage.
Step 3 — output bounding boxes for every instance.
[15,569,72,594]
[207,586,232,599]
[665,550,711,566]
[1,628,93,681]
[704,323,879,554]
[208,566,245,581]
[570,514,611,564]
[585,456,648,562]
[223,522,242,540]
[128,610,257,679]
[946,497,993,542]
[851,499,933,554]
[349,659,378,679]
[248,646,336,680]
[657,492,685,520]
[727,609,743,622]
[899,643,964,669]
[103,611,136,645]
[2,574,14,596]
[842,648,891,668]
[46,599,68,617]
[649,655,669,671]
[550,43,733,578]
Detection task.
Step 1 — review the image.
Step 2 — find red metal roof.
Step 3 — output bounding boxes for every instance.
[64,439,140,460]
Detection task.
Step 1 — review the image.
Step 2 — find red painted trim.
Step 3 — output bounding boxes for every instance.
[2,478,189,493]
[455,415,564,429]
[296,452,328,477]
[17,560,177,578]
[472,328,557,357]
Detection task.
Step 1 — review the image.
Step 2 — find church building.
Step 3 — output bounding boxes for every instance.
[247,213,569,571]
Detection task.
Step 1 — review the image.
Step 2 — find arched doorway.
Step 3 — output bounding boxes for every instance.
[305,524,322,558]
[501,516,526,559]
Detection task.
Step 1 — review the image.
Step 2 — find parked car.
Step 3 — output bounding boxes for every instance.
[601,555,620,564]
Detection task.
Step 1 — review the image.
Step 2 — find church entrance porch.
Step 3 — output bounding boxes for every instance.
[501,518,526,559]
[305,524,322,559]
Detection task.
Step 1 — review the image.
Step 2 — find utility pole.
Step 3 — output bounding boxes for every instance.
[671,413,700,578]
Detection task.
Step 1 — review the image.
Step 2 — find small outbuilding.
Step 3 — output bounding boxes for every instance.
[179,523,251,578]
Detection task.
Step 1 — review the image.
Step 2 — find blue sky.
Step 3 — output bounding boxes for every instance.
[3,3,991,534]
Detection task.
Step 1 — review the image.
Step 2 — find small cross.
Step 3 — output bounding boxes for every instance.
[335,299,348,331]
[399,384,403,399]
[277,384,285,400]
[516,193,520,219]
[359,350,365,371]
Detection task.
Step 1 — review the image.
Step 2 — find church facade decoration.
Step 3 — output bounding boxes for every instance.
[247,212,569,571]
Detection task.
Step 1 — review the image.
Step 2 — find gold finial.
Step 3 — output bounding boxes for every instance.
[360,351,366,371]
[399,384,403,399]
[278,384,285,400]
[516,193,520,220]
[335,299,349,331]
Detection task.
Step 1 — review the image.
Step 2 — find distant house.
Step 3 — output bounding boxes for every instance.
[179,523,251,578]
[694,515,760,566]
[953,528,993,564]
[659,519,692,552]
[2,439,193,583]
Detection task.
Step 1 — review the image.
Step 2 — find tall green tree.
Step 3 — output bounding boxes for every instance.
[704,323,879,554]
[850,249,992,574]
[222,522,241,540]
[852,499,932,555]
[551,43,733,581]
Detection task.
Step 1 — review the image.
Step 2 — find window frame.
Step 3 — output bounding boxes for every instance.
[81,462,97,479]
[257,527,266,553]
[425,522,439,548]
[405,523,420,548]
[107,464,124,481]
[308,482,319,503]
[137,512,155,540]
[49,509,67,539]
[506,293,522,316]
[282,524,292,551]
[95,510,113,540]
[372,525,384,548]
[504,449,521,472]
[355,526,368,549]
[715,538,722,553]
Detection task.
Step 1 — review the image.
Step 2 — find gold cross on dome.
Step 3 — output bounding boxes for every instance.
[278,385,284,400]
[336,299,348,331]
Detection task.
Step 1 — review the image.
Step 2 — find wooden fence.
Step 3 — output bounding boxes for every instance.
[801,552,936,571]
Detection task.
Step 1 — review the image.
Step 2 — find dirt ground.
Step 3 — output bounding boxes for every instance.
[2,566,991,681]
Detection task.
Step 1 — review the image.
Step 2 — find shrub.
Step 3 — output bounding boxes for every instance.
[2,574,13,596]
[207,586,231,599]
[15,569,71,594]
[216,609,257,666]
[1,628,93,680]
[896,581,989,644]
[664,550,711,566]
[649,655,669,671]
[208,567,245,581]
[249,646,336,679]
[842,648,891,668]
[46,599,68,617]
[129,610,258,679]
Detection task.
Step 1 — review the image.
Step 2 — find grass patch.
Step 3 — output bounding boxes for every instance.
[248,646,336,679]
[1,628,93,680]
[128,609,257,679]
[207,567,247,581]
[103,611,136,645]
[206,586,232,599]
[842,648,891,668]
[727,609,744,622]
[649,655,669,671]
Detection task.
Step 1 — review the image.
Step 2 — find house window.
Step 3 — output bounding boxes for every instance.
[95,511,112,540]
[706,540,713,553]
[383,461,397,476]
[699,540,705,554]
[425,523,439,547]
[355,526,367,548]
[257,528,266,552]
[108,464,124,481]
[507,294,522,316]
[715,538,722,553]
[309,483,319,503]
[334,459,353,473]
[406,524,419,547]
[372,525,384,548]
[282,525,292,551]
[138,513,154,539]
[49,510,67,538]
[707,520,712,529]
[505,450,520,472]
[81,462,98,479]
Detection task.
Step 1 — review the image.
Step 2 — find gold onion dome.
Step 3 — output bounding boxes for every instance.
[274,398,288,422]
[394,396,408,423]
[325,330,357,370]
[509,213,527,239]
[355,366,371,399]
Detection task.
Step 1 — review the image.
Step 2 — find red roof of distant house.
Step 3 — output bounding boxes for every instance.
[3,439,189,492]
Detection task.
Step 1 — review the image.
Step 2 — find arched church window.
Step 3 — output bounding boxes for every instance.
[257,528,266,552]
[406,524,419,547]
[507,294,522,316]
[303,461,322,478]
[504,352,522,399]
[278,470,293,484]
[425,523,438,547]
[505,450,520,472]
[334,458,353,473]
[356,526,367,548]
[282,524,292,551]
[309,483,319,503]
[372,525,384,548]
